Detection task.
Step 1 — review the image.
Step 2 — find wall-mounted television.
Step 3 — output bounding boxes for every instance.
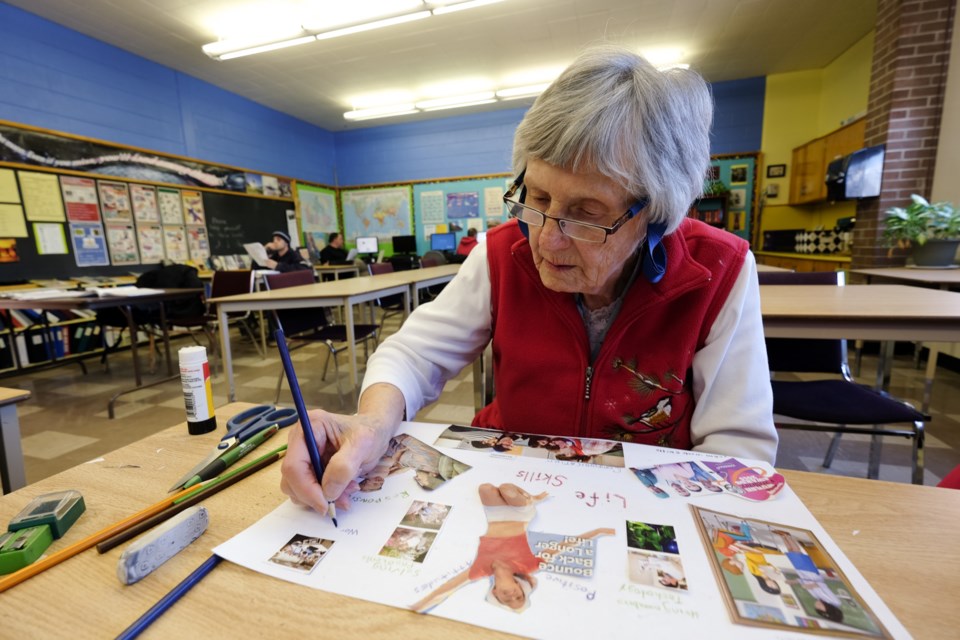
[356,236,379,254]
[430,232,456,252]
[391,235,417,254]
[825,144,884,201]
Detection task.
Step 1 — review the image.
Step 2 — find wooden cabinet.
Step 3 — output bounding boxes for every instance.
[755,252,851,272]
[788,119,866,205]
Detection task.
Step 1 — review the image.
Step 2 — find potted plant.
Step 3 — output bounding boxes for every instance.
[883,194,960,267]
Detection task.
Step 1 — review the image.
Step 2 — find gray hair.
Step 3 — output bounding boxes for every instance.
[512,45,713,235]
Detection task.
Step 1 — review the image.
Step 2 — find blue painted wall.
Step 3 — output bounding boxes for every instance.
[0,2,336,183]
[334,78,766,186]
[0,2,764,188]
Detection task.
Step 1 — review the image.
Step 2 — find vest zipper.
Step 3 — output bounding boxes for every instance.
[584,366,593,400]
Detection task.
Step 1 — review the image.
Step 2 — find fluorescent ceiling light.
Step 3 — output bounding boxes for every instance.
[210,35,317,61]
[421,99,496,112]
[495,83,550,99]
[432,0,507,15]
[314,11,431,41]
[415,92,496,109]
[344,104,419,120]
[658,63,690,71]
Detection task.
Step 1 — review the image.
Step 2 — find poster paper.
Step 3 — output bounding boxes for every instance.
[136,224,165,263]
[33,222,68,254]
[216,422,909,640]
[19,171,66,221]
[420,190,445,223]
[0,168,20,203]
[105,222,140,265]
[181,190,205,225]
[162,225,189,262]
[60,176,100,222]
[187,225,210,261]
[70,222,109,267]
[97,180,133,222]
[0,204,28,237]
[158,187,183,225]
[130,184,160,223]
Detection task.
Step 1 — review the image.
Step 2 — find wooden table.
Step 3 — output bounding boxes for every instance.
[211,266,460,402]
[0,386,30,493]
[0,402,955,638]
[0,289,204,418]
[315,264,361,280]
[852,267,960,289]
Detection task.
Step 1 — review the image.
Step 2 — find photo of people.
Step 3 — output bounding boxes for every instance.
[380,526,438,563]
[359,433,471,492]
[630,460,727,499]
[400,500,451,530]
[411,483,614,614]
[693,507,891,638]
[434,425,625,468]
[730,164,749,184]
[268,534,334,574]
[627,549,688,591]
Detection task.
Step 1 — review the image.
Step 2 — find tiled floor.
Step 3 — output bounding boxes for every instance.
[6,315,960,487]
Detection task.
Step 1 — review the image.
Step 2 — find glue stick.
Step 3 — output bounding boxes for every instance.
[179,346,216,435]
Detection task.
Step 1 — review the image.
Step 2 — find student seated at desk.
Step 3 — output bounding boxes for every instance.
[280,45,777,514]
[259,231,310,273]
[318,232,350,265]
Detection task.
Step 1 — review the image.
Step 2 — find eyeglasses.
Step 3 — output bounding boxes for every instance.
[502,170,648,244]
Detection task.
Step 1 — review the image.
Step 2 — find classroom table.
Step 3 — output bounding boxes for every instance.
[0,402,956,639]
[760,283,960,480]
[315,264,361,280]
[211,266,460,402]
[851,267,960,413]
[0,288,204,418]
[0,386,30,493]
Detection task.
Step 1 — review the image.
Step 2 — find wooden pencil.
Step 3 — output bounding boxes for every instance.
[0,485,196,594]
[96,446,286,554]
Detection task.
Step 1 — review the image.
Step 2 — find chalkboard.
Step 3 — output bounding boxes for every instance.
[204,192,290,255]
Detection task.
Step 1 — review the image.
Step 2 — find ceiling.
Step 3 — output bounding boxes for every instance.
[6,0,877,131]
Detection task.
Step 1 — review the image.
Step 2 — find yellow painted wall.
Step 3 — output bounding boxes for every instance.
[758,32,873,239]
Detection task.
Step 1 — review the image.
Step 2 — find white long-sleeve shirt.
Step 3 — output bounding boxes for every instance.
[361,242,778,464]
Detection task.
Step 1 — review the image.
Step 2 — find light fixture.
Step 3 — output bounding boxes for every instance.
[314,11,431,41]
[344,104,419,121]
[432,0,507,15]
[495,83,550,99]
[415,92,496,110]
[204,0,510,61]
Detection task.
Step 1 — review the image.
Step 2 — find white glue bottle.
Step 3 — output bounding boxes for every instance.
[179,346,217,435]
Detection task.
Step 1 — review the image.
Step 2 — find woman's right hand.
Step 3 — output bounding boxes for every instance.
[280,408,395,513]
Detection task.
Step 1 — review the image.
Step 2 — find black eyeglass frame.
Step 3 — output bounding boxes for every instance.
[502,169,649,244]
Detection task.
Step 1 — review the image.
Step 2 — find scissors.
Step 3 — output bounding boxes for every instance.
[168,405,299,492]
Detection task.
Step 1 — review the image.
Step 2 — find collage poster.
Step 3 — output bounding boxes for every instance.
[97,180,133,222]
[136,224,164,263]
[60,176,100,223]
[157,187,183,225]
[162,225,189,262]
[105,222,139,265]
[130,184,160,224]
[216,423,906,640]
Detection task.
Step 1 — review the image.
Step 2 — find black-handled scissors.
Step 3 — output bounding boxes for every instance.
[168,405,298,492]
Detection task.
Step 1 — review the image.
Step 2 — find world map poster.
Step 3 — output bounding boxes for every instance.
[341,186,413,243]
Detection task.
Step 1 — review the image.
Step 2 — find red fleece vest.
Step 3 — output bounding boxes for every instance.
[473,218,747,448]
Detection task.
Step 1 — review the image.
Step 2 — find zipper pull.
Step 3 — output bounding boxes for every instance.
[584,366,593,400]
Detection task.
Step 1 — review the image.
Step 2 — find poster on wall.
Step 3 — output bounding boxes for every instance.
[296,184,338,235]
[162,225,189,262]
[18,171,65,222]
[130,184,160,224]
[60,176,100,223]
[420,190,445,224]
[341,186,412,243]
[0,239,19,263]
[97,180,133,222]
[262,175,280,197]
[483,186,505,218]
[157,187,183,225]
[33,223,68,255]
[445,192,480,219]
[69,222,109,267]
[0,168,20,203]
[181,190,206,226]
[186,226,210,261]
[105,222,140,265]
[245,174,263,195]
[136,224,165,263]
[0,204,28,238]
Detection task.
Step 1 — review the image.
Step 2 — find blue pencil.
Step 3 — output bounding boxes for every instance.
[275,328,338,527]
[116,555,222,640]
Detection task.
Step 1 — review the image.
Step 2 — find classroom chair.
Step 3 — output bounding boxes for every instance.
[419,251,449,301]
[367,262,405,336]
[264,270,379,408]
[760,270,929,484]
[206,270,263,358]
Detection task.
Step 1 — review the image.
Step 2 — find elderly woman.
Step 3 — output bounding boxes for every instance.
[280,45,777,512]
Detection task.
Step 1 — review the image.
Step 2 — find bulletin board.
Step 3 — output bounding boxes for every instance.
[412,175,511,255]
[708,153,760,243]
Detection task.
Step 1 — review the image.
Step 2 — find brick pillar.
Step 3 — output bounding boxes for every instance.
[853,0,956,269]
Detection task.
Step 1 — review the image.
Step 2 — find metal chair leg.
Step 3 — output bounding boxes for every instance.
[329,347,344,408]
[866,431,883,480]
[911,421,925,485]
[822,432,843,468]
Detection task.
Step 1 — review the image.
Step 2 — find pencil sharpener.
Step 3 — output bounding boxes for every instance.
[0,525,54,574]
[9,490,85,539]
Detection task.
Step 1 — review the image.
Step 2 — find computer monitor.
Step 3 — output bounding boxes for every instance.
[430,232,456,252]
[356,236,379,254]
[391,234,417,254]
